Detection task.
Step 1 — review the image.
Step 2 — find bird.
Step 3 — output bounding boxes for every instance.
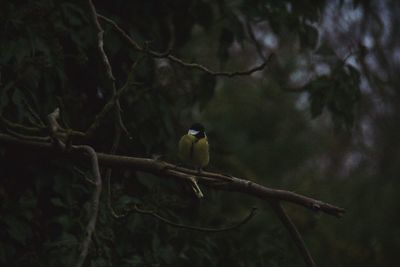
[178,123,209,171]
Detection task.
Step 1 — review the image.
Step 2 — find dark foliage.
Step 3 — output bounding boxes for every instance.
[1,0,397,266]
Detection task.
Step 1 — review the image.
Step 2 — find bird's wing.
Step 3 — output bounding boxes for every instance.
[193,137,209,168]
[178,134,196,162]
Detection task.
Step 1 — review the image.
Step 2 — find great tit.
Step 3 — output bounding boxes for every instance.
[178,123,209,170]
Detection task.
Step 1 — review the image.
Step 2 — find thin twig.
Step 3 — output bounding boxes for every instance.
[0,115,47,135]
[105,167,125,219]
[1,111,84,140]
[87,0,130,138]
[73,167,96,185]
[47,108,66,150]
[56,97,71,129]
[85,83,133,138]
[87,0,145,220]
[47,108,61,134]
[246,19,267,61]
[22,99,46,127]
[87,0,114,81]
[5,127,50,142]
[97,14,273,77]
[132,205,257,232]
[74,145,102,267]
[270,201,316,267]
[105,124,124,219]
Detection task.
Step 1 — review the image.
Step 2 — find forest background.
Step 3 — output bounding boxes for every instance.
[0,0,398,266]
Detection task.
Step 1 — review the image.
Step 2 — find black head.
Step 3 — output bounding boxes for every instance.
[189,123,205,132]
[188,123,206,138]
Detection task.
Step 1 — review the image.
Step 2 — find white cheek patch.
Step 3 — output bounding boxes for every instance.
[188,129,200,135]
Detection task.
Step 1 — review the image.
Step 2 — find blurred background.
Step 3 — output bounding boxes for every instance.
[0,0,399,266]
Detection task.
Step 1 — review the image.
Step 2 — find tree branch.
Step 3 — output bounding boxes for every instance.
[84,83,134,138]
[105,124,124,219]
[47,108,67,150]
[0,132,345,266]
[97,14,273,77]
[131,205,257,232]
[4,127,50,142]
[87,0,114,81]
[245,19,267,61]
[44,108,103,267]
[0,115,47,135]
[0,133,345,217]
[87,0,130,138]
[74,145,102,267]
[270,201,316,267]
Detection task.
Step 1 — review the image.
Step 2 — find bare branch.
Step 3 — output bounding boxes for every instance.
[45,108,102,267]
[0,132,345,266]
[47,108,61,134]
[87,0,130,138]
[131,205,257,232]
[74,145,102,267]
[0,115,47,135]
[270,201,316,267]
[56,96,72,129]
[105,167,126,219]
[47,108,67,150]
[87,0,127,225]
[245,19,267,61]
[85,83,133,138]
[0,84,137,142]
[87,0,114,81]
[105,124,124,219]
[101,61,146,219]
[73,167,97,185]
[97,14,273,77]
[5,127,50,142]
[22,99,46,127]
[0,133,345,217]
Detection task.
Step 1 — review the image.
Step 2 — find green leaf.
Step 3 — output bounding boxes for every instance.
[117,195,140,207]
[122,255,143,266]
[3,216,32,245]
[91,258,108,267]
[33,37,51,59]
[51,198,66,208]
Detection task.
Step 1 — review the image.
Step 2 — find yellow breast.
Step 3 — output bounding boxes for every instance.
[178,134,209,168]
